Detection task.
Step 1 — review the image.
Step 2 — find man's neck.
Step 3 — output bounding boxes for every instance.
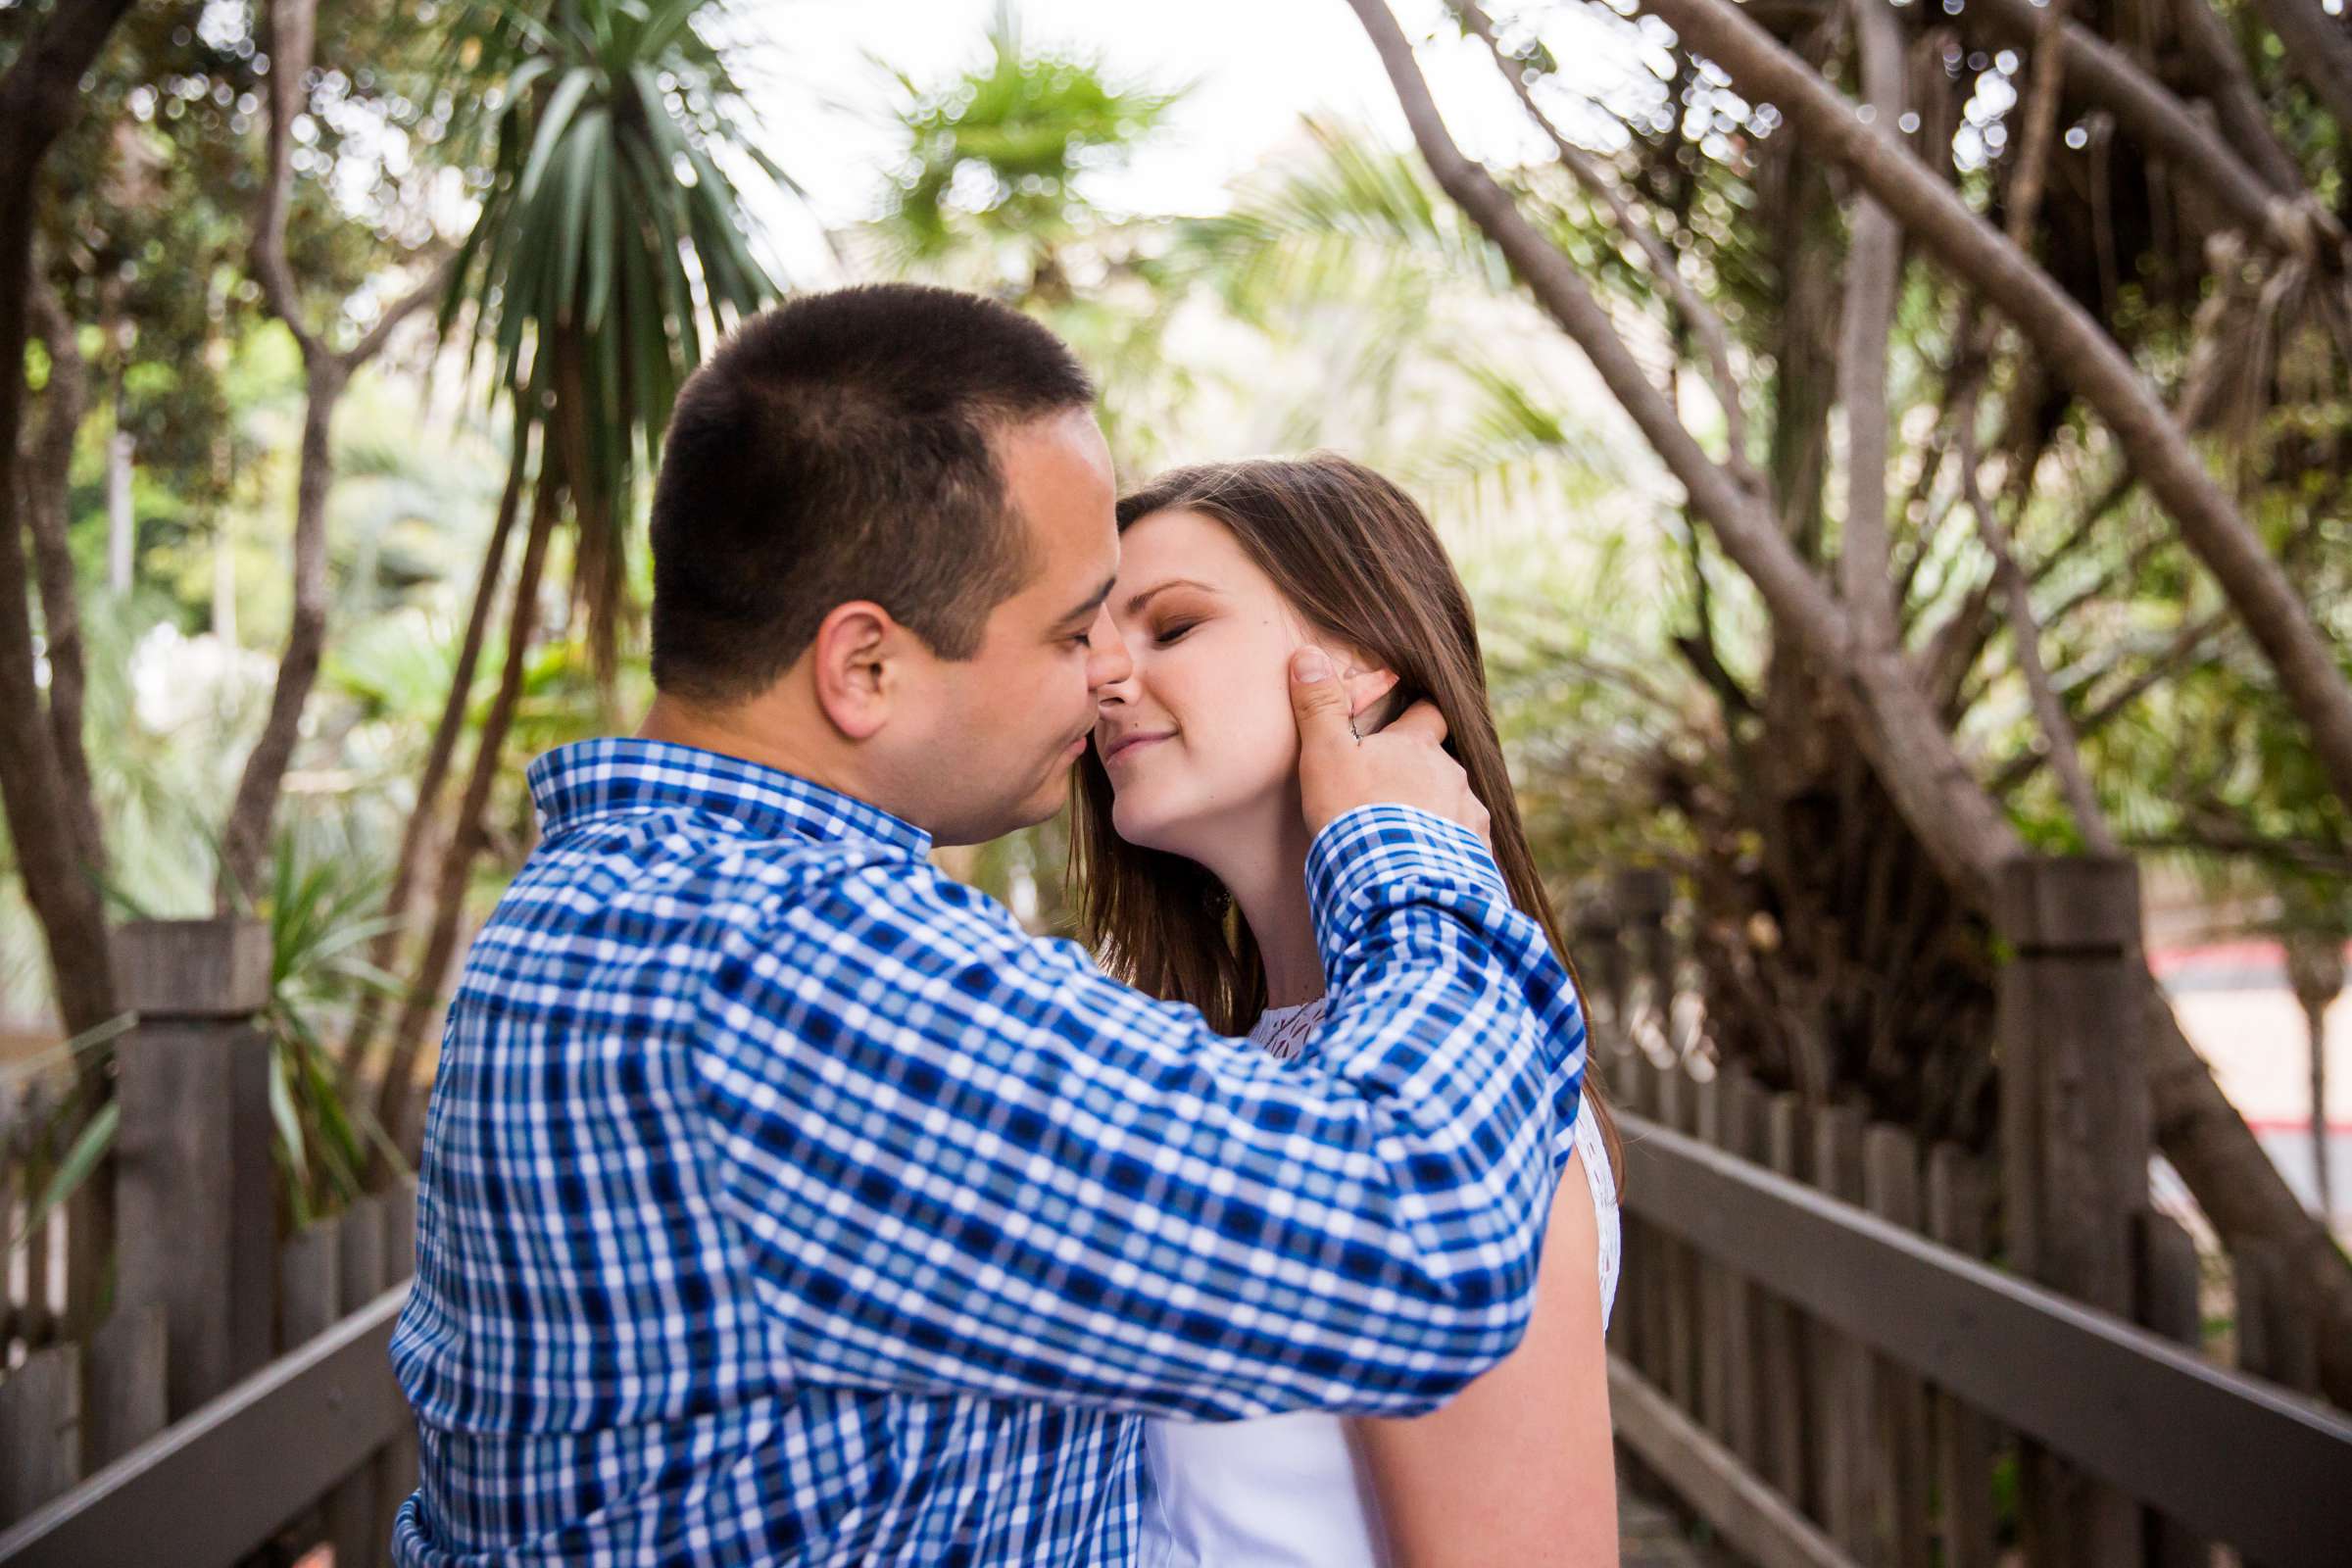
[638,692,862,805]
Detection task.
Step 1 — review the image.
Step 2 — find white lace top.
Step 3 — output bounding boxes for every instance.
[1139,998,1619,1568]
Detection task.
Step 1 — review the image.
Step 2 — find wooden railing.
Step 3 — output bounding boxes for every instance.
[1605,1094,2352,1568]
[0,1288,410,1568]
[0,919,420,1566]
[1581,855,2352,1567]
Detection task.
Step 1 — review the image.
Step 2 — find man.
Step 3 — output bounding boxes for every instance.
[390,283,1582,1565]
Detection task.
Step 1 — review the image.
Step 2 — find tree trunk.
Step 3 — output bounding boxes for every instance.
[1348,0,2352,1407]
[2284,932,2343,1223]
[373,469,559,1162]
[218,355,345,907]
[220,0,452,907]
[1836,0,1904,649]
[1639,0,2352,839]
[0,0,137,1037]
[21,270,105,879]
[337,426,530,1086]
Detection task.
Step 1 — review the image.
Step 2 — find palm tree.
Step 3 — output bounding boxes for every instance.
[876,1,1182,305]
[355,0,790,1152]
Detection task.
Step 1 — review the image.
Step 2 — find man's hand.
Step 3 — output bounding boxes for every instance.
[1291,646,1491,844]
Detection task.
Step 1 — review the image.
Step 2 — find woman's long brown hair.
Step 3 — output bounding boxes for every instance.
[1068,451,1620,1183]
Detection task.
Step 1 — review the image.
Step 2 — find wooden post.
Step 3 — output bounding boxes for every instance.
[1574,896,1626,1036]
[1614,868,1674,1062]
[2234,1241,2320,1396]
[13,1081,57,1350]
[0,1344,80,1528]
[80,1301,167,1471]
[1926,1145,1997,1568]
[1997,857,2144,1568]
[1659,1060,1698,1413]
[1810,1102,1870,1555]
[1693,1071,1733,1444]
[1863,1124,1932,1568]
[1718,1064,1763,1470]
[328,1193,390,1568]
[2135,1211,2209,1568]
[1631,1054,1668,1388]
[1759,1092,1811,1512]
[110,918,276,1421]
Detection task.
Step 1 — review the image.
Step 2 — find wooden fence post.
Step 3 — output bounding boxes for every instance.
[1997,857,2145,1568]
[1575,896,1626,1035]
[1659,1061,1698,1413]
[2136,1210,2209,1567]
[328,1192,389,1568]
[1717,1064,1763,1470]
[1926,1144,1997,1568]
[1614,868,1674,1060]
[1759,1091,1811,1512]
[110,918,275,1422]
[0,1344,80,1528]
[1811,1102,1871,1556]
[1863,1123,1932,1568]
[79,1300,166,1472]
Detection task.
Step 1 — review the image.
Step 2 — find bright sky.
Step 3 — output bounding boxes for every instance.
[733,0,1655,260]
[748,0,1424,226]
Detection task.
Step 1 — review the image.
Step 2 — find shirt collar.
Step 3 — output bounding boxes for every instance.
[526,737,933,858]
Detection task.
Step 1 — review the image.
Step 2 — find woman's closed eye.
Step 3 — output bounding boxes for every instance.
[1152,619,1200,647]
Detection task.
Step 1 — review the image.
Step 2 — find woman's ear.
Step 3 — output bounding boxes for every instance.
[1337,656,1403,732]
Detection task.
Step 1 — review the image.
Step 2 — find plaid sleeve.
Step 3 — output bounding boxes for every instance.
[1308,805,1588,1184]
[687,808,1573,1422]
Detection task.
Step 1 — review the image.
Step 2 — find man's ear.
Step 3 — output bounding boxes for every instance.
[809,601,900,741]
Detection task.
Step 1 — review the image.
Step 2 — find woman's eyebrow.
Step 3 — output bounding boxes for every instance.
[1119,577,1219,616]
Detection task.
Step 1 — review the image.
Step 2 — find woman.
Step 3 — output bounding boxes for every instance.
[1070,453,1622,1566]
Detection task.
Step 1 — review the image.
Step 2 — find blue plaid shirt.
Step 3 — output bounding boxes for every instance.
[390,737,1585,1566]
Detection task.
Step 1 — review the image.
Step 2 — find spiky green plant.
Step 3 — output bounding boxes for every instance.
[436,0,791,677]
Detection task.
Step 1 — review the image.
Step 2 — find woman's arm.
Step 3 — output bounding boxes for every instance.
[1349,1159,1619,1566]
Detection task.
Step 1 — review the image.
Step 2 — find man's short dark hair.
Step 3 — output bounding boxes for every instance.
[648,283,1096,703]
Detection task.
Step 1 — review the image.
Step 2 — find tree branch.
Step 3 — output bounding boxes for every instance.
[2174,0,2309,198]
[1454,0,1759,487]
[1641,0,2352,873]
[1836,0,1905,647]
[1954,388,2118,853]
[2254,0,2352,146]
[1987,610,2233,796]
[252,0,319,362]
[1962,0,2341,262]
[1348,0,2017,906]
[220,0,455,904]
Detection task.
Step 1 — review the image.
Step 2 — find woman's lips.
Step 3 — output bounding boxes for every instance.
[1102,731,1173,765]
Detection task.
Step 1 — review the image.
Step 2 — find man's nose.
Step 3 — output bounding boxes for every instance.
[1086,605,1134,696]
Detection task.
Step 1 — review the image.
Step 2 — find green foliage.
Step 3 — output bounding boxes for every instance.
[254,824,409,1222]
[435,0,790,674]
[880,2,1183,288]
